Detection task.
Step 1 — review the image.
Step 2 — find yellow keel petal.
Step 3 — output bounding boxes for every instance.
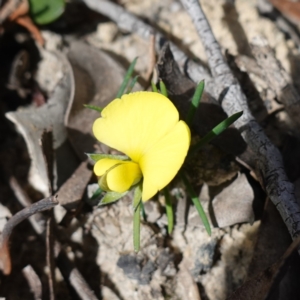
[94,158,123,176]
[106,161,142,193]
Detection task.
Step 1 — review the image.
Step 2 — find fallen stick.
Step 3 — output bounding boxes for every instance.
[81,0,212,88]
[179,0,300,241]
[0,195,58,274]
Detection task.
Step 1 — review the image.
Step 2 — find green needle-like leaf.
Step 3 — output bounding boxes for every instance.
[91,187,103,200]
[163,188,174,234]
[159,80,168,97]
[86,153,129,162]
[126,76,139,93]
[116,57,138,98]
[133,183,142,252]
[151,81,158,93]
[186,80,205,126]
[84,104,103,113]
[99,191,128,206]
[140,201,147,222]
[86,187,103,206]
[190,111,243,157]
[180,172,211,236]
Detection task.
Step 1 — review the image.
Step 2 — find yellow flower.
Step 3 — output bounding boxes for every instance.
[93,91,191,201]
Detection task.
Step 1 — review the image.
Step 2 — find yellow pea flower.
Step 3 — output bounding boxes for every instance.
[92,91,191,201]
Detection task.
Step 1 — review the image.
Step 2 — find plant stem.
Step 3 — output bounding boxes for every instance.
[163,188,174,234]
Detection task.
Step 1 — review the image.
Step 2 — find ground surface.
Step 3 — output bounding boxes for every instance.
[1,0,300,299]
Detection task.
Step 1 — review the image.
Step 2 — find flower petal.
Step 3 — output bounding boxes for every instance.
[106,161,142,193]
[139,121,190,201]
[94,158,123,176]
[92,92,180,162]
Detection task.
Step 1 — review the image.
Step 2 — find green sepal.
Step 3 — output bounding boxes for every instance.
[84,104,103,113]
[99,191,128,206]
[86,153,129,162]
[29,0,65,25]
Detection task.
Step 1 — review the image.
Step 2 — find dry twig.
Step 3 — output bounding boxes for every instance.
[81,0,212,87]
[0,195,58,274]
[179,0,300,241]
[8,177,99,299]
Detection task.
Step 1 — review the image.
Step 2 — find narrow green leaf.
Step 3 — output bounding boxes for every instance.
[163,188,174,234]
[133,183,142,252]
[133,182,142,210]
[180,172,211,236]
[86,153,129,162]
[189,111,243,156]
[126,76,139,93]
[91,187,103,200]
[140,201,147,222]
[159,80,168,97]
[99,191,128,206]
[29,0,65,25]
[186,80,205,126]
[116,57,138,98]
[151,81,158,93]
[86,187,103,206]
[84,104,103,113]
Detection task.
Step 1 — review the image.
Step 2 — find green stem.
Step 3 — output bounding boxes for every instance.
[180,172,211,236]
[133,183,142,252]
[163,188,174,234]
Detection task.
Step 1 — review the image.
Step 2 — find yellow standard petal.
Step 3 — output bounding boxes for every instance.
[139,121,190,201]
[92,92,180,162]
[94,158,142,193]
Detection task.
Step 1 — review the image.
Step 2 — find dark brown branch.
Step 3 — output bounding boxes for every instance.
[179,0,300,241]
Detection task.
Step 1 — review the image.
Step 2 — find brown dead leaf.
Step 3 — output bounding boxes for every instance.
[6,51,78,195]
[65,41,141,160]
